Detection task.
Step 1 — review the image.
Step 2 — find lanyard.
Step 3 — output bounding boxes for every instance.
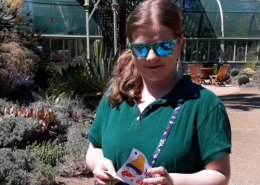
[149,102,182,166]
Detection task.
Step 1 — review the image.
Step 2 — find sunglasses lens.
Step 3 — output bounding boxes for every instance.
[131,44,148,57]
[155,42,173,56]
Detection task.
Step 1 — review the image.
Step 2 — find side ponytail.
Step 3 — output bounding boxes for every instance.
[107,50,143,107]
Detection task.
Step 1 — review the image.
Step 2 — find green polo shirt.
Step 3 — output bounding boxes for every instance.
[89,75,231,178]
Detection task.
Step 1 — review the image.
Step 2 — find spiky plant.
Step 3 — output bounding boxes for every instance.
[53,44,120,107]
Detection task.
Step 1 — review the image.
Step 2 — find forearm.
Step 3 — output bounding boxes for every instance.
[169,169,230,185]
[86,143,104,171]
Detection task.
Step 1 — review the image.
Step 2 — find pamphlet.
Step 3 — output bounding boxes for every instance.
[103,148,154,185]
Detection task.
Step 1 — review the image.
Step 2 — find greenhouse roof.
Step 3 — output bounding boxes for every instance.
[182,0,260,38]
[21,0,101,35]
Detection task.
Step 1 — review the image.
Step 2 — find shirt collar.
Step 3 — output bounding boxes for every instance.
[162,75,193,103]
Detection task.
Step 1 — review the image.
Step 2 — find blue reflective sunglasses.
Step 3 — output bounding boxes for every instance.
[127,36,179,58]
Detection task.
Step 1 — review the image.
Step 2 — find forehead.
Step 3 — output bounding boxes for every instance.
[132,24,174,43]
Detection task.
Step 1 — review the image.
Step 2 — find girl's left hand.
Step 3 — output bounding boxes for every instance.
[143,167,173,185]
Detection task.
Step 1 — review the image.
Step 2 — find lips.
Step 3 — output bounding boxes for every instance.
[146,65,161,69]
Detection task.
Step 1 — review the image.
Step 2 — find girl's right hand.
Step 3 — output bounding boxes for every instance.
[93,157,120,185]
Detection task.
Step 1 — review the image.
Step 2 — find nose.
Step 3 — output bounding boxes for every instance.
[146,48,158,61]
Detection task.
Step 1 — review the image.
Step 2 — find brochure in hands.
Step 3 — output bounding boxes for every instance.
[103,148,154,185]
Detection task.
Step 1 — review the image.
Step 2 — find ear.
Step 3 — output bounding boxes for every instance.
[177,33,184,52]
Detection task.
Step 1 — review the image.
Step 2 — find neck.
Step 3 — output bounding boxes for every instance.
[141,72,181,99]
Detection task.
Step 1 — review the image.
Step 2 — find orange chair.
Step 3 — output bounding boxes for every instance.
[188,64,203,85]
[209,65,230,86]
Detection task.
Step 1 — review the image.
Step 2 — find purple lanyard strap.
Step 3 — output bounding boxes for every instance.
[149,102,182,166]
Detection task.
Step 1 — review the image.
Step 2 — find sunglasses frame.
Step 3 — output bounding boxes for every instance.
[127,37,179,58]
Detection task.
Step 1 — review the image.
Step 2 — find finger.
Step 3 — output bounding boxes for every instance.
[112,179,120,185]
[147,167,167,175]
[143,176,168,184]
[103,160,117,174]
[95,178,110,185]
[95,178,120,185]
[93,170,111,181]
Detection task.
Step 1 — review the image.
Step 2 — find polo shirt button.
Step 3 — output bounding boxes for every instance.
[149,105,152,109]
[136,116,140,120]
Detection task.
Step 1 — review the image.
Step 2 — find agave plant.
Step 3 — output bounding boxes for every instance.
[4,104,60,134]
[53,43,120,107]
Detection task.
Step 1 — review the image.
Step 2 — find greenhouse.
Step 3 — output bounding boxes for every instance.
[21,0,260,73]
[21,0,103,63]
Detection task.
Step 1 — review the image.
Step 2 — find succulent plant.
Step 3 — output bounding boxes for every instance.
[53,43,120,107]
[4,104,61,134]
[26,140,66,166]
[238,71,249,77]
[230,69,240,77]
[238,75,249,86]
[243,68,255,75]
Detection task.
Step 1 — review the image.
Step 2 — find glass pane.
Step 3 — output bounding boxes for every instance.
[198,41,208,61]
[182,13,201,38]
[186,41,196,61]
[180,43,185,62]
[21,0,100,35]
[192,41,197,61]
[38,38,50,56]
[247,41,258,61]
[209,41,220,62]
[235,41,246,61]
[224,41,235,61]
[50,39,64,63]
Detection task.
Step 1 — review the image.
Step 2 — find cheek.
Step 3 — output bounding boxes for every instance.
[132,57,144,72]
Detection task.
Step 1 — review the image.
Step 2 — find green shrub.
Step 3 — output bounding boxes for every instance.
[238,75,250,86]
[230,69,240,76]
[238,71,249,77]
[26,140,66,166]
[0,148,54,185]
[57,122,92,177]
[0,99,6,117]
[0,117,40,148]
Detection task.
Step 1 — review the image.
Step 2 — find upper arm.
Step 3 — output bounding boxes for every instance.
[204,154,230,179]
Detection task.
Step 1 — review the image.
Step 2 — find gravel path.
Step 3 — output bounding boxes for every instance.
[55,87,260,185]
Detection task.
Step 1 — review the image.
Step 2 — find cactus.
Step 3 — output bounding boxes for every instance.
[230,69,240,76]
[238,71,249,77]
[224,73,230,81]
[238,75,249,86]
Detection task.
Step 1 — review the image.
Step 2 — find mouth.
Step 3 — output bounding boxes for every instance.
[146,65,162,69]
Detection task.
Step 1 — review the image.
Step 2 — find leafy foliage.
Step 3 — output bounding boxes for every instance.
[0,148,54,185]
[26,140,66,166]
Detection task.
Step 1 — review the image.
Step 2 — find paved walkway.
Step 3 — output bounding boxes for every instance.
[201,84,241,96]
[203,85,260,185]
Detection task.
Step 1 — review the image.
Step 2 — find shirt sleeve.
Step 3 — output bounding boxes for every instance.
[88,95,107,148]
[197,102,232,168]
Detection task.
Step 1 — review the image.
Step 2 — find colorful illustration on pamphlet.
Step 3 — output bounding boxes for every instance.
[103,148,154,185]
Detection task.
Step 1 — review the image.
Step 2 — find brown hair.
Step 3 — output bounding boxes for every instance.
[107,0,182,107]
